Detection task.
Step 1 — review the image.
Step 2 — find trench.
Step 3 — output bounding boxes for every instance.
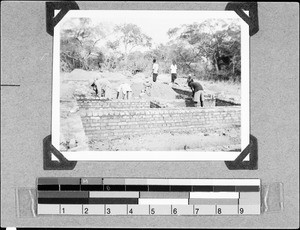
[149,87,240,108]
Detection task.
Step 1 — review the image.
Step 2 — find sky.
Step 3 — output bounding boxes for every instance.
[61,10,241,49]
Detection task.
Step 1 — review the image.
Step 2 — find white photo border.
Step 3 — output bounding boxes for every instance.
[52,10,249,161]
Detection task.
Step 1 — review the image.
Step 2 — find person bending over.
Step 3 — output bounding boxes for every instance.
[93,77,112,98]
[117,83,133,100]
[187,75,204,107]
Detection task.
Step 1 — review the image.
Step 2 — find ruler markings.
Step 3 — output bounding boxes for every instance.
[37,203,260,215]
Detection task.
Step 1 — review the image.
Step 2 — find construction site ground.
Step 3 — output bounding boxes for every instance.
[60,69,242,152]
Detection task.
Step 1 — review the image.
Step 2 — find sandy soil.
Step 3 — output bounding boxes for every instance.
[89,127,241,151]
[61,69,241,102]
[60,69,241,152]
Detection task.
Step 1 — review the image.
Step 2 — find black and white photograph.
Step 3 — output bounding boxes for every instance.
[52,10,249,161]
[2,2,299,229]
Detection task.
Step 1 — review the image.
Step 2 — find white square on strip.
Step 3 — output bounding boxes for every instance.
[105,205,127,215]
[149,205,172,215]
[82,205,105,215]
[60,204,82,215]
[127,205,150,215]
[216,205,238,215]
[171,205,194,215]
[38,204,60,215]
[238,205,260,215]
[194,205,216,215]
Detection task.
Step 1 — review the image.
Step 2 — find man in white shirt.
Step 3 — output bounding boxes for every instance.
[152,59,159,82]
[170,60,177,83]
[117,83,133,100]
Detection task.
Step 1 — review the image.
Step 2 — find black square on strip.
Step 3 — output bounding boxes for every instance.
[38,184,59,191]
[235,186,260,192]
[213,186,236,192]
[103,185,126,191]
[81,184,103,191]
[60,184,81,191]
[170,186,192,192]
[88,198,138,204]
[126,185,148,191]
[192,186,214,192]
[148,185,170,191]
[38,198,89,204]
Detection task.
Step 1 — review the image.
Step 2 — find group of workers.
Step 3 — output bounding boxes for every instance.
[91,78,133,100]
[151,59,177,84]
[152,58,204,107]
[90,59,204,107]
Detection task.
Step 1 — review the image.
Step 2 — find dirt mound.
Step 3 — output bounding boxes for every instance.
[65,69,101,81]
[60,81,76,100]
[151,82,177,100]
[131,82,145,98]
[73,82,93,96]
[60,81,94,100]
[130,81,178,100]
[131,72,148,83]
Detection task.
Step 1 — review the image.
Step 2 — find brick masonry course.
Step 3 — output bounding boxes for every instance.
[78,103,241,140]
[76,97,149,110]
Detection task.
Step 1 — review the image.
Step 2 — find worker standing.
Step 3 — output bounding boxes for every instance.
[170,60,177,84]
[152,59,159,82]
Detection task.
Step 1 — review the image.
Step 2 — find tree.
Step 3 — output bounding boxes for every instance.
[60,18,107,71]
[168,19,241,80]
[112,23,152,62]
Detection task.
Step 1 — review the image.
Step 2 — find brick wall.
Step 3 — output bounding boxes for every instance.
[79,106,241,140]
[76,96,149,109]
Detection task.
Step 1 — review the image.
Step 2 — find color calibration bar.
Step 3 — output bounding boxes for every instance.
[37,178,261,215]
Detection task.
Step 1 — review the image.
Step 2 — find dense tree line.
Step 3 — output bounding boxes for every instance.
[61,18,241,82]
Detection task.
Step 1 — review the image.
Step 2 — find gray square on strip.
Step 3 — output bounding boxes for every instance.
[81,178,103,185]
[103,178,125,185]
[89,191,139,198]
[38,178,58,185]
[125,179,148,185]
[140,192,189,199]
[239,192,260,205]
[189,198,238,205]
[58,178,80,185]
